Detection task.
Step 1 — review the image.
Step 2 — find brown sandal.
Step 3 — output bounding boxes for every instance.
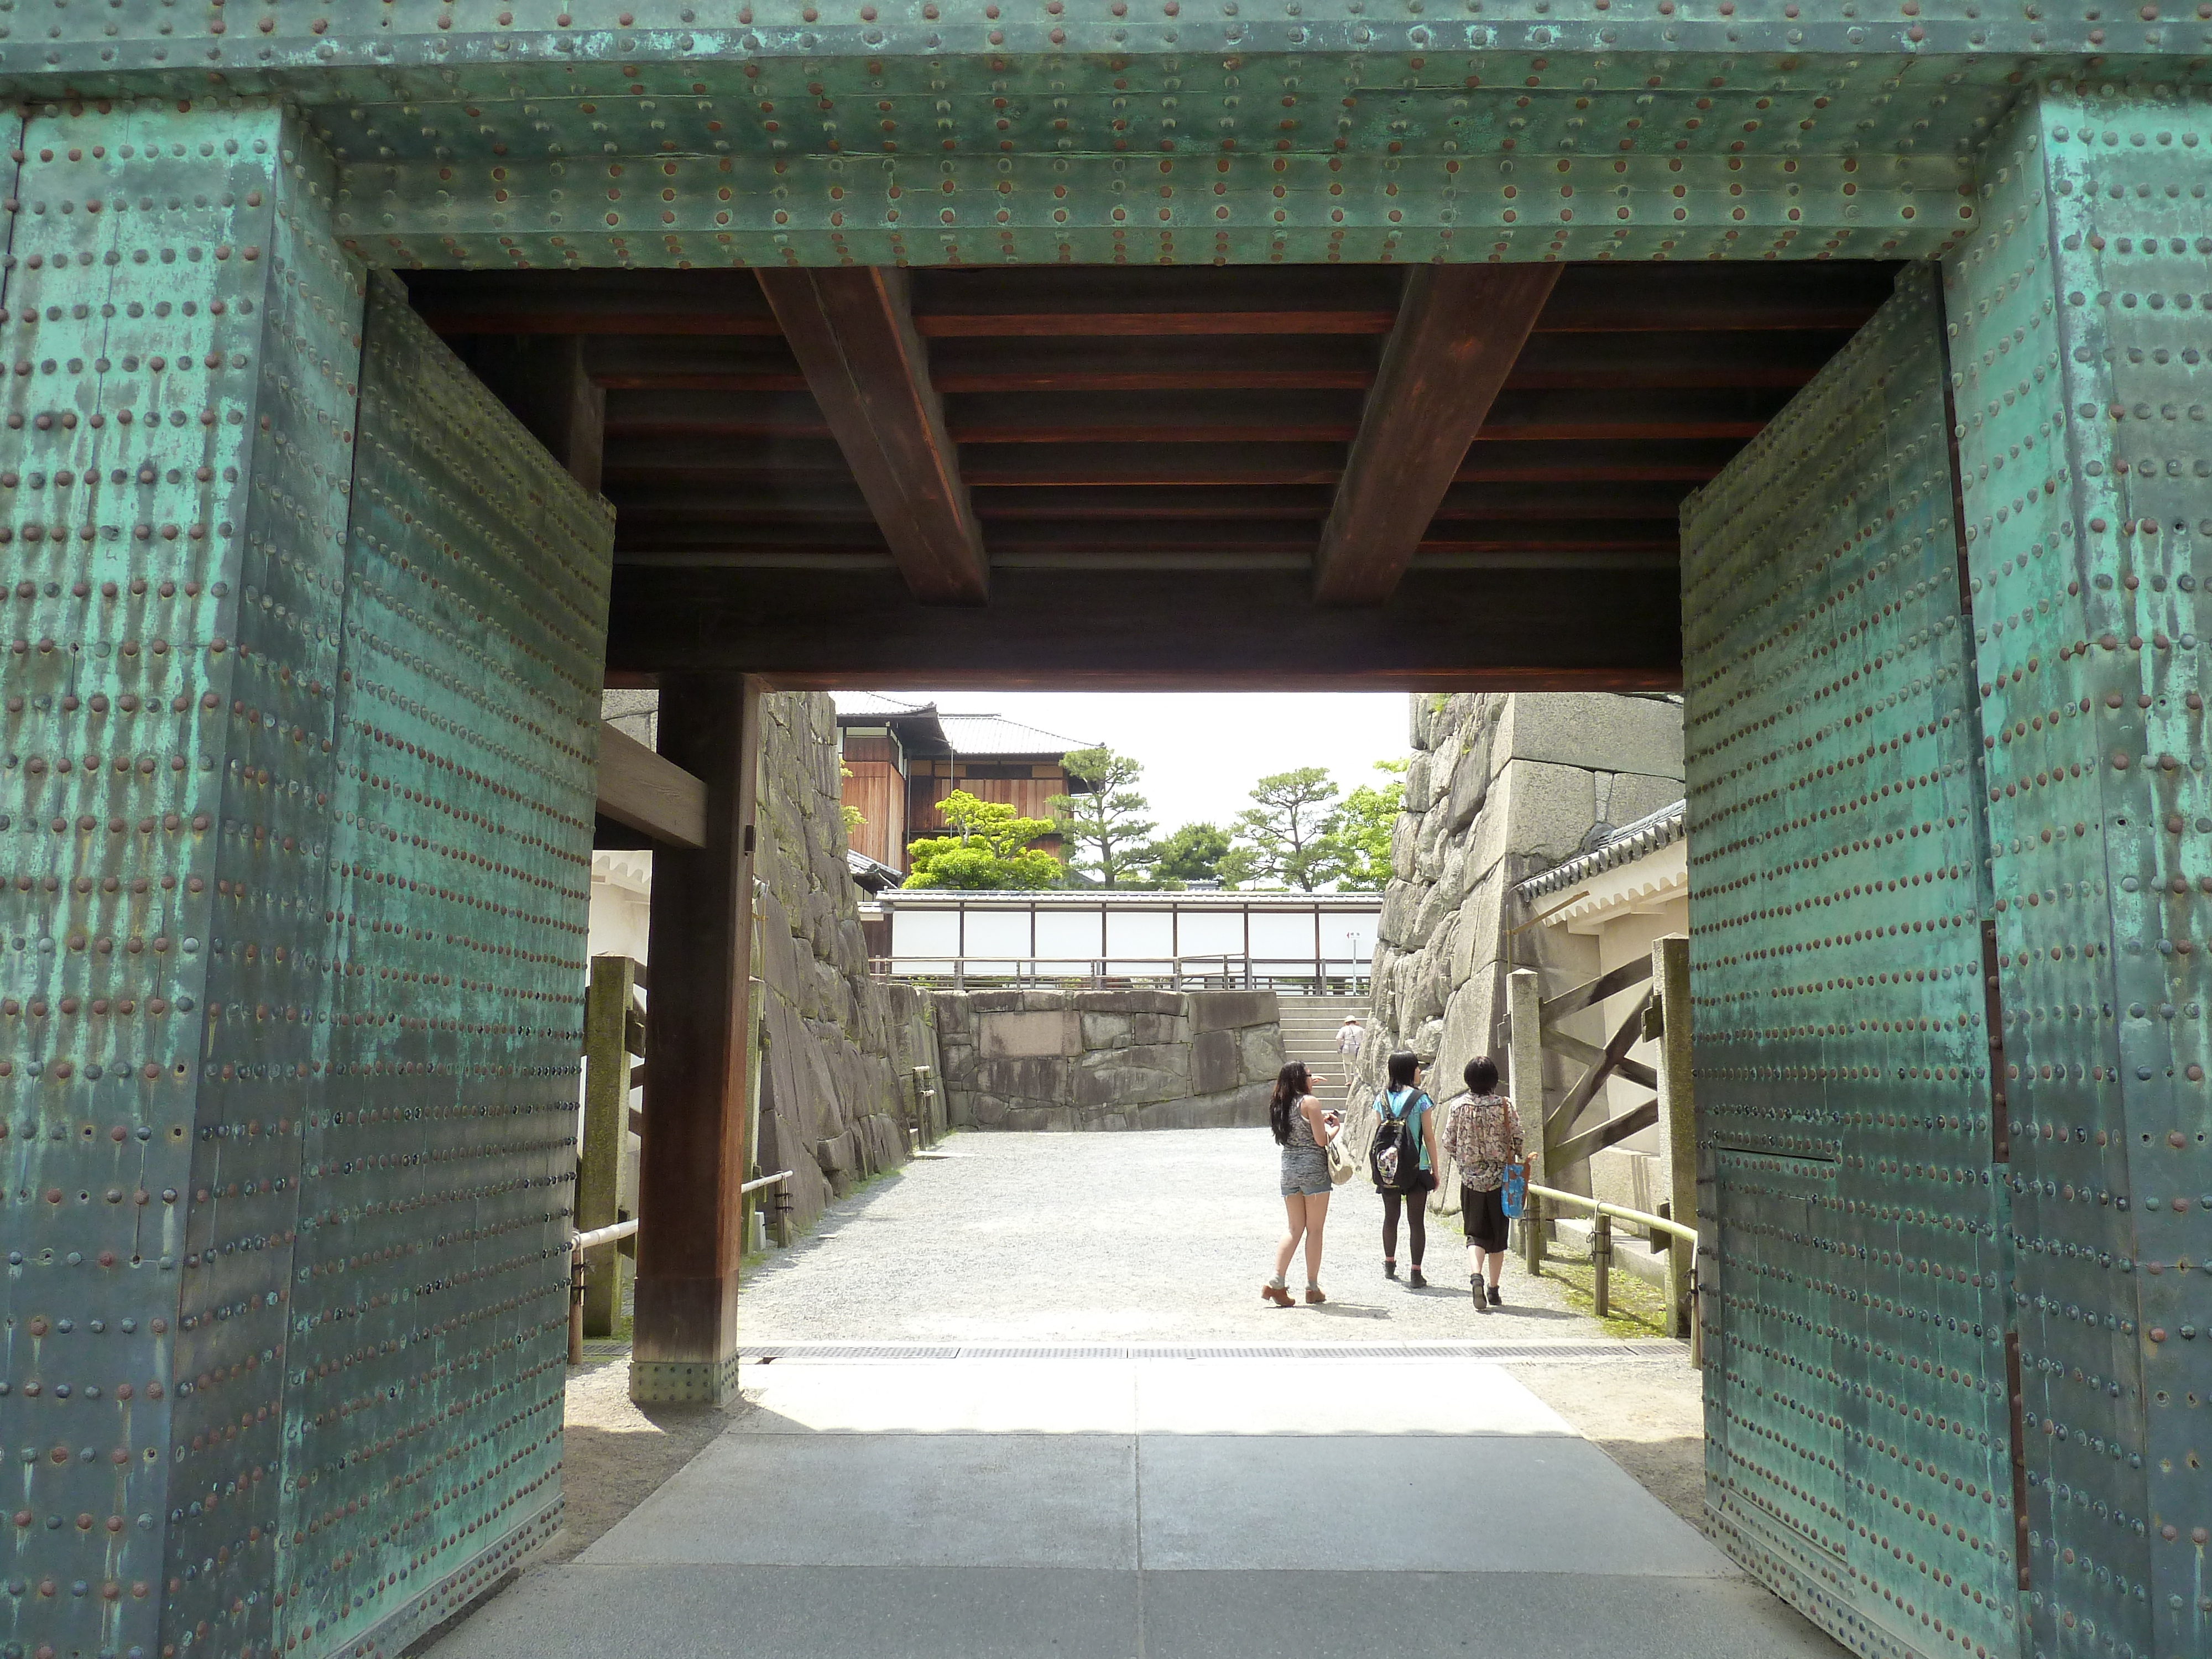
[1304,1286,1327,1305]
[1261,1281,1295,1307]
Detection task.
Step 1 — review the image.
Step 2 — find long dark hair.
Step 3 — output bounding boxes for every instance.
[1269,1061,1313,1146]
[1386,1050,1421,1093]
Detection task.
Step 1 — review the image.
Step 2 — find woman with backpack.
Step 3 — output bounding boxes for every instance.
[1264,1060,1340,1307]
[1369,1050,1441,1287]
[1441,1056,1525,1311]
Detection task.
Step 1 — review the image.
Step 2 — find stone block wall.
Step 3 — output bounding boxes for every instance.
[596,690,940,1240]
[933,988,1283,1130]
[752,692,941,1233]
[1356,693,1682,1197]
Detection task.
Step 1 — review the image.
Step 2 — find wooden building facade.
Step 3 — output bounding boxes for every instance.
[834,695,1093,877]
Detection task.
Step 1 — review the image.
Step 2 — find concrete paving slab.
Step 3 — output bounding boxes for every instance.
[742,1358,1138,1434]
[1137,1433,1736,1575]
[1144,1570,1848,1658]
[1134,1358,1573,1438]
[580,1431,1138,1569]
[431,1564,1142,1659]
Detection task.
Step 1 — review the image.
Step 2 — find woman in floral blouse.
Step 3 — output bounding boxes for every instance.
[1440,1056,1524,1311]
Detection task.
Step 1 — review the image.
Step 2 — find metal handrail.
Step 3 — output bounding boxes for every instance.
[573,1217,640,1253]
[1521,1181,1700,1366]
[1525,1182,1695,1244]
[738,1168,794,1196]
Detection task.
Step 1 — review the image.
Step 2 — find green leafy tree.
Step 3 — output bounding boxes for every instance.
[1230,766,1344,891]
[1144,821,1234,888]
[1049,745,1157,889]
[903,790,1065,890]
[1321,759,1406,892]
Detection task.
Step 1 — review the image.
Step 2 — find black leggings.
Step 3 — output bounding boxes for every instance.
[1381,1187,1427,1266]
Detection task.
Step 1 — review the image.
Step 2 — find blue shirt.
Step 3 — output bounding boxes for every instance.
[1382,1087,1433,1172]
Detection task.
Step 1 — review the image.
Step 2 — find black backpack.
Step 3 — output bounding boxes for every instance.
[1369,1090,1430,1193]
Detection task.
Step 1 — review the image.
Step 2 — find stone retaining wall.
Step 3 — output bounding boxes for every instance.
[934,988,1284,1130]
[749,692,941,1232]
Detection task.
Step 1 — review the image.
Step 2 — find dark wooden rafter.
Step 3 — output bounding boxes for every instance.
[1312,264,1563,605]
[409,260,1902,668]
[755,266,989,604]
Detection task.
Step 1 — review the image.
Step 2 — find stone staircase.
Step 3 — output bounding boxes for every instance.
[1275,993,1371,1091]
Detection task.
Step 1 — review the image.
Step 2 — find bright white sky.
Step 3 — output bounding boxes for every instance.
[883,691,1413,834]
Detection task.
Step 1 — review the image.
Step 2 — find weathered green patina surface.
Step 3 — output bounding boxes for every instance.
[0,102,610,1659]
[0,4,2201,267]
[0,5,2207,1658]
[1684,266,2025,1659]
[1685,75,2211,1659]
[1951,84,2211,1659]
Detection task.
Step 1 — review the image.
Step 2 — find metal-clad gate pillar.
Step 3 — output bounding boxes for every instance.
[0,103,613,1659]
[1688,78,2211,1659]
[1945,80,2211,1659]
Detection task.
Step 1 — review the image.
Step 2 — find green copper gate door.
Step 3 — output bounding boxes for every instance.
[1684,266,2027,1659]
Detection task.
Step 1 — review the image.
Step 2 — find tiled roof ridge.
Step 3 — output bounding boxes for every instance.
[1513,799,1688,901]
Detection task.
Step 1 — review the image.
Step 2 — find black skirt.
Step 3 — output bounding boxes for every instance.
[1462,1183,1510,1252]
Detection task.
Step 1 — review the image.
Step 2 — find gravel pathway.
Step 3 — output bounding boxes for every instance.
[739,1126,1594,1345]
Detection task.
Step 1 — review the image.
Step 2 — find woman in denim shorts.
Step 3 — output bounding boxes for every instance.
[1263,1061,1339,1307]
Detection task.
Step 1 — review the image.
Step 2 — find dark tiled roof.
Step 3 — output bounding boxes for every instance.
[1514,799,1687,902]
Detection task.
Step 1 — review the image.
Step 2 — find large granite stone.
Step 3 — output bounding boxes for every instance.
[1190,989,1277,1033]
[980,1009,1082,1058]
[1073,1063,1189,1109]
[974,1056,1072,1099]
[1072,989,1185,1015]
[1190,1027,1241,1094]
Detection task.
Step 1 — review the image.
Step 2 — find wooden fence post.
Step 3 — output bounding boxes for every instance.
[1650,935,1695,1341]
[1507,966,1547,1272]
[578,955,640,1338]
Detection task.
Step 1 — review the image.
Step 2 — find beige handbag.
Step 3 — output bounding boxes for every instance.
[1324,1103,1369,1186]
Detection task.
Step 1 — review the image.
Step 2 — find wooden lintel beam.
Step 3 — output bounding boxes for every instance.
[596,720,708,849]
[756,267,989,604]
[606,562,1682,690]
[1313,264,1562,605]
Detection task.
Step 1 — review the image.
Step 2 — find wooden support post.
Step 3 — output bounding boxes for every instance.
[632,673,765,1405]
[1507,967,1548,1271]
[578,955,640,1338]
[1650,935,1695,1342]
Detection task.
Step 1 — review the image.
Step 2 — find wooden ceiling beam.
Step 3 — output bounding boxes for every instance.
[960,441,1347,487]
[950,438,1740,488]
[916,309,1396,338]
[605,562,1680,691]
[1313,264,1562,606]
[601,436,855,479]
[755,267,989,604]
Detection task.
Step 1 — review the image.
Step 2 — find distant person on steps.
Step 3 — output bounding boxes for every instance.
[1335,1016,1364,1060]
[1264,1061,1339,1307]
[1442,1056,1524,1312]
